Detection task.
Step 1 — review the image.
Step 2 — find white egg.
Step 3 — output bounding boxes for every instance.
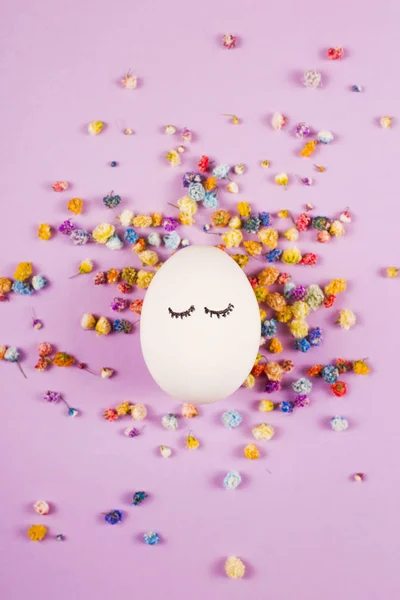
[140,246,260,404]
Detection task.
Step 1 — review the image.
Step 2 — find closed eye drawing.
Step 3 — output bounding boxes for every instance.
[168,305,195,319]
[204,303,234,318]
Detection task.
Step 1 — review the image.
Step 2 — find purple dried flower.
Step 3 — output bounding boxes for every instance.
[58,219,75,235]
[264,380,281,394]
[162,217,179,232]
[294,394,309,408]
[43,390,62,403]
[292,285,307,301]
[110,297,128,312]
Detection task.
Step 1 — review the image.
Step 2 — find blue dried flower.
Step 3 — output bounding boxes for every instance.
[182,172,203,187]
[188,182,205,201]
[70,229,91,245]
[203,190,219,209]
[4,346,20,362]
[164,231,181,250]
[223,471,242,490]
[143,531,160,545]
[259,211,271,226]
[243,216,261,233]
[212,164,230,179]
[265,380,281,393]
[147,232,161,247]
[124,227,138,243]
[308,327,323,346]
[59,219,75,235]
[294,338,311,352]
[104,510,123,525]
[103,193,121,209]
[280,401,293,414]
[222,410,242,429]
[32,275,48,291]
[321,365,339,384]
[265,249,282,263]
[12,280,34,295]
[132,491,148,506]
[292,377,312,394]
[283,282,296,298]
[261,319,277,339]
[106,234,124,250]
[113,319,132,333]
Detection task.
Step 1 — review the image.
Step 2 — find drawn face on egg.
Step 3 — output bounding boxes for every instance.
[140,246,261,404]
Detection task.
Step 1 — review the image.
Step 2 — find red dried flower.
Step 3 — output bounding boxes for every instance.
[248,276,258,289]
[330,381,348,397]
[296,213,311,232]
[117,282,132,294]
[216,244,226,251]
[327,46,344,60]
[299,252,318,266]
[307,364,323,377]
[103,408,118,422]
[251,364,265,378]
[277,272,290,285]
[94,272,107,285]
[335,358,353,374]
[129,299,144,315]
[198,155,210,173]
[281,359,294,373]
[324,294,336,308]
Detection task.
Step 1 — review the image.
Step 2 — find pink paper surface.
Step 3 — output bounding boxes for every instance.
[1,1,399,599]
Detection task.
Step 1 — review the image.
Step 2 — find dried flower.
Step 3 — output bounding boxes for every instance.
[38,223,52,240]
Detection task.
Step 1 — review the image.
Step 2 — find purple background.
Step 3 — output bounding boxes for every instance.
[1,1,399,599]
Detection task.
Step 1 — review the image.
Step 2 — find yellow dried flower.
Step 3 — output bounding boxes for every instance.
[139,250,159,267]
[291,301,310,319]
[254,286,269,303]
[275,172,289,187]
[116,402,131,416]
[324,278,347,296]
[38,224,52,240]
[211,210,231,227]
[259,308,267,321]
[244,443,260,460]
[284,227,299,242]
[92,223,115,244]
[132,215,153,228]
[353,359,370,375]
[151,212,163,227]
[81,313,97,330]
[261,160,270,168]
[242,374,255,389]
[276,305,293,323]
[178,212,195,226]
[204,177,217,191]
[68,197,83,215]
[281,247,302,265]
[329,220,345,237]
[186,434,200,450]
[265,361,284,381]
[14,262,32,282]
[231,254,249,269]
[225,556,246,579]
[88,120,104,135]
[266,292,286,312]
[166,149,181,166]
[228,216,242,229]
[0,277,12,294]
[78,259,93,275]
[258,227,278,249]
[178,196,197,215]
[27,525,47,542]
[289,319,309,339]
[252,423,275,441]
[243,240,262,256]
[337,309,356,330]
[237,202,251,217]
[222,229,243,248]
[269,338,283,353]
[258,267,279,286]
[380,116,392,128]
[121,267,137,284]
[259,399,274,412]
[132,239,147,253]
[300,139,318,157]
[386,267,399,278]
[137,270,154,289]
[95,316,112,336]
[277,209,289,218]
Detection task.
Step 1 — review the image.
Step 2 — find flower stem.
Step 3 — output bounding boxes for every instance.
[16,362,27,379]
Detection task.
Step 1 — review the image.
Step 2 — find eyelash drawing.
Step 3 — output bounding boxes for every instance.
[204,303,234,319]
[168,306,195,319]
